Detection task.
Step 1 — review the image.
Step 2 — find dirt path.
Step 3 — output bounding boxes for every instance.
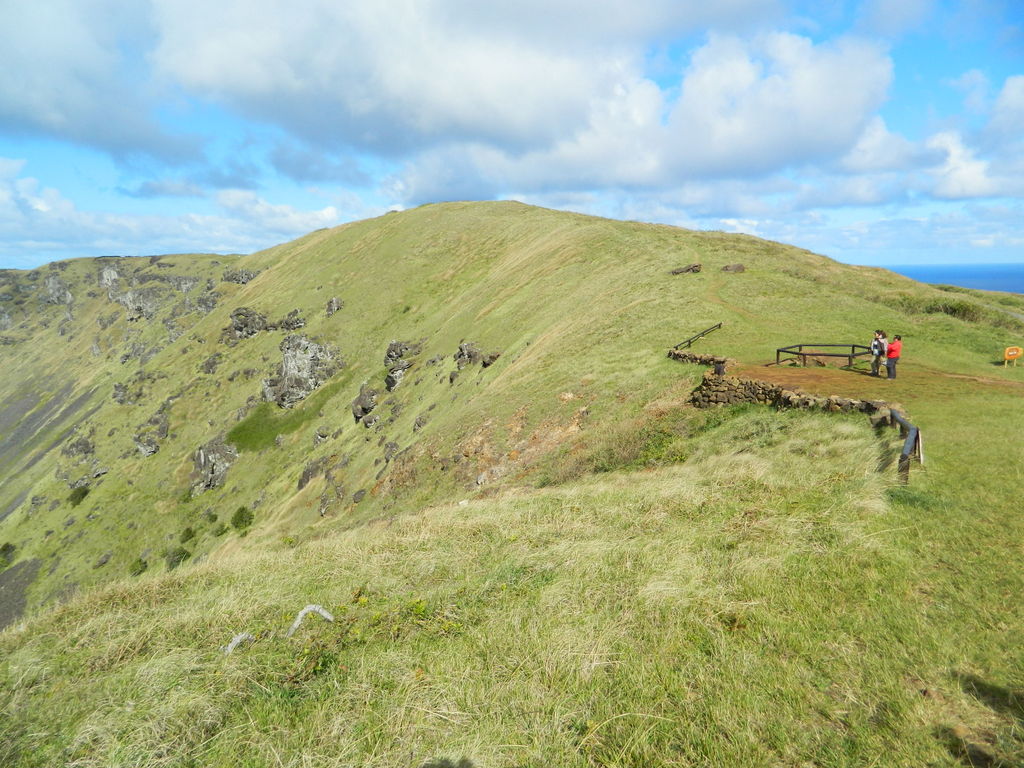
[703,273,757,319]
[731,360,1024,403]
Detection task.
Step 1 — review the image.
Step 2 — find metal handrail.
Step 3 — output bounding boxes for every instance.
[673,322,723,350]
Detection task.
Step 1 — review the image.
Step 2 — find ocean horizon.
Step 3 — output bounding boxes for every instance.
[884,263,1024,295]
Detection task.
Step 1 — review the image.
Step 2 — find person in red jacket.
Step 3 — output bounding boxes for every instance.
[886,334,902,379]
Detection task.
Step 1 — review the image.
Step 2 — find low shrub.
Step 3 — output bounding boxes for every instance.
[129,557,148,576]
[165,547,191,570]
[68,486,90,507]
[231,506,254,531]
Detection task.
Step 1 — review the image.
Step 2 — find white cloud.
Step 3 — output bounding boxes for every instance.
[840,117,923,172]
[149,0,629,154]
[392,32,894,201]
[0,163,356,267]
[927,131,1001,198]
[667,33,892,176]
[215,189,339,232]
[0,0,197,161]
[987,74,1024,141]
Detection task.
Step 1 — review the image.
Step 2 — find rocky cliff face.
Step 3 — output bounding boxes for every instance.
[262,335,341,408]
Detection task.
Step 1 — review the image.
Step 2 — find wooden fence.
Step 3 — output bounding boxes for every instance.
[776,343,872,368]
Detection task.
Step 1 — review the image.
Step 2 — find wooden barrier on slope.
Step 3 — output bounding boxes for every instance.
[776,343,872,368]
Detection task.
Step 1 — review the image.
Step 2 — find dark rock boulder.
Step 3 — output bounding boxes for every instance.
[482,352,501,368]
[112,383,131,405]
[277,309,306,331]
[133,436,160,457]
[385,360,412,391]
[190,436,238,495]
[114,288,160,321]
[200,353,223,374]
[721,263,746,273]
[133,403,171,457]
[383,340,422,391]
[454,342,482,369]
[61,435,94,458]
[194,291,220,313]
[670,263,702,274]
[313,425,331,446]
[262,335,341,408]
[351,383,379,423]
[44,274,73,305]
[385,340,422,366]
[298,458,327,491]
[222,268,260,285]
[228,307,268,339]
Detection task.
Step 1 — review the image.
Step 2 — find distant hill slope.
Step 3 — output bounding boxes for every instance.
[0,200,1022,622]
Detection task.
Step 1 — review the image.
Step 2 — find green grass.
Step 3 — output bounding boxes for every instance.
[227,378,349,452]
[3,410,935,766]
[1,202,1022,766]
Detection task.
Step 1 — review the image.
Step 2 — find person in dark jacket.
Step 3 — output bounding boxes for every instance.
[870,330,888,376]
[886,335,902,379]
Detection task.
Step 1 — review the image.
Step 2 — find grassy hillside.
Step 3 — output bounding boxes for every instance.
[1,202,1022,766]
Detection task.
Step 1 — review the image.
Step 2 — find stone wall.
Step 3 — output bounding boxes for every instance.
[688,370,893,420]
[666,349,737,369]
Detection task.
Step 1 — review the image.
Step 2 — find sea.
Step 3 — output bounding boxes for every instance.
[886,263,1024,295]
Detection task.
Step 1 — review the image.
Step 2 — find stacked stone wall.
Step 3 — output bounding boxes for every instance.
[667,350,737,369]
[688,370,893,418]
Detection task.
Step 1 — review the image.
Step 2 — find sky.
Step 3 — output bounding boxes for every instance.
[0,0,1021,270]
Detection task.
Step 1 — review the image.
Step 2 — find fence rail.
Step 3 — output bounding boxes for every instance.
[673,322,723,350]
[776,343,872,368]
[890,410,924,484]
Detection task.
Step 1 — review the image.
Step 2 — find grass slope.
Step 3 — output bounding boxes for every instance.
[0,202,1022,765]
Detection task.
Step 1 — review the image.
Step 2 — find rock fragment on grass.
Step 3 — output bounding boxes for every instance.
[286,605,334,638]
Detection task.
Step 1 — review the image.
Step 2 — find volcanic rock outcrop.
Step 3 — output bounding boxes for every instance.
[190,437,238,494]
[262,335,340,408]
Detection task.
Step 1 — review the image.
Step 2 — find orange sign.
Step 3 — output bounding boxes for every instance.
[1005,346,1022,366]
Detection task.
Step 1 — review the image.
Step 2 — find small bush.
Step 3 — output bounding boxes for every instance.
[129,557,148,576]
[231,506,254,531]
[165,547,191,570]
[213,523,229,536]
[0,542,15,568]
[180,527,195,543]
[68,486,90,507]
